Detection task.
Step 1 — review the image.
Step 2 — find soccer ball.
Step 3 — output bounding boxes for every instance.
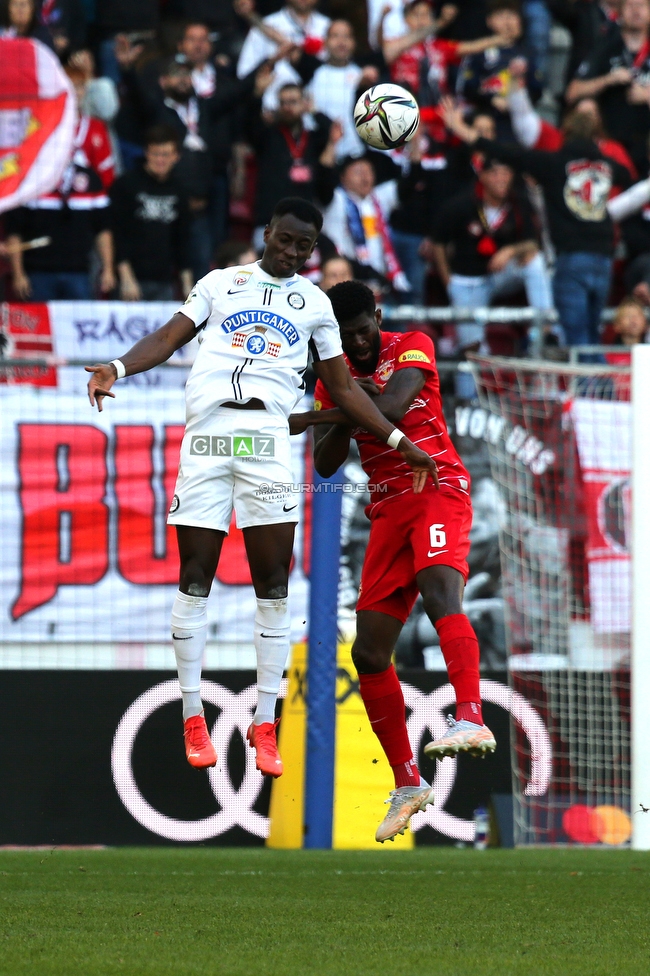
[353,84,420,151]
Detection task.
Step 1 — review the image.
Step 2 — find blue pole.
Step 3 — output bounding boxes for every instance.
[304,469,342,849]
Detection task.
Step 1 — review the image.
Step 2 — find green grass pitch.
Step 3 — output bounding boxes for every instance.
[1,847,649,976]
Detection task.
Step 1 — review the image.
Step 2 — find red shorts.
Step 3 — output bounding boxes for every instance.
[356,488,472,623]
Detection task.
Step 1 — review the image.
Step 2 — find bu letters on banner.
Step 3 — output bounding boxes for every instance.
[0,389,310,643]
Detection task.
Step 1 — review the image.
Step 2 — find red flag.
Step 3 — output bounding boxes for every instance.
[0,37,76,213]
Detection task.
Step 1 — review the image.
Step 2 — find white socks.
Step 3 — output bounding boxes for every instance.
[171,590,208,721]
[253,597,290,726]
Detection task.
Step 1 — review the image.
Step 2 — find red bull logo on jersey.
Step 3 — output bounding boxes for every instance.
[221,309,299,345]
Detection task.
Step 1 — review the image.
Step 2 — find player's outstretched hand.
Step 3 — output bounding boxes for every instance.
[86,363,117,412]
[398,437,439,493]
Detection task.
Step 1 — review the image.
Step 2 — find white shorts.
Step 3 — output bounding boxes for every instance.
[167,408,299,533]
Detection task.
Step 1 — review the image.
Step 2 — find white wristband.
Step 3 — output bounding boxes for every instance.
[387,428,404,450]
[110,359,126,380]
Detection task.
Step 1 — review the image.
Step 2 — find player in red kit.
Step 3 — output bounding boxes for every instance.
[291,280,495,843]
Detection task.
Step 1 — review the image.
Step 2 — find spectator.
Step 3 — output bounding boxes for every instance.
[321,155,411,297]
[508,62,638,179]
[236,0,330,110]
[567,0,650,174]
[0,0,54,47]
[110,125,193,301]
[319,254,353,291]
[67,49,120,128]
[522,0,552,82]
[548,0,621,86]
[608,296,648,352]
[458,0,543,141]
[38,0,86,56]
[432,156,552,351]
[4,157,114,300]
[177,21,219,99]
[298,19,379,161]
[214,239,258,268]
[384,0,504,124]
[64,64,116,190]
[387,127,458,305]
[443,100,632,346]
[246,81,341,244]
[606,138,650,301]
[95,0,158,84]
[152,57,272,278]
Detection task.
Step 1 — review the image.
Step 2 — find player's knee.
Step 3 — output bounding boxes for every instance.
[352,639,386,674]
[186,581,210,598]
[421,591,461,626]
[179,563,212,598]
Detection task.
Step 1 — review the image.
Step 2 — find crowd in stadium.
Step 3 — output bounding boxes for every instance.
[2,0,650,358]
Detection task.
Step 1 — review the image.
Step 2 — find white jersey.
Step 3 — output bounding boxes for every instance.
[306,63,365,161]
[178,261,343,424]
[237,8,330,111]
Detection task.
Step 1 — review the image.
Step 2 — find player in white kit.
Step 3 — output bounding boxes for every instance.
[87,198,436,777]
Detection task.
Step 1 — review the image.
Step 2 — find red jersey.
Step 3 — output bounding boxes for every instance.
[391,38,461,99]
[313,330,470,514]
[73,116,115,190]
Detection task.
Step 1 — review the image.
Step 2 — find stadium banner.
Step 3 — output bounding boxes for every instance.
[0,39,76,213]
[571,399,631,633]
[0,300,194,389]
[0,667,516,847]
[0,386,310,646]
[0,324,509,667]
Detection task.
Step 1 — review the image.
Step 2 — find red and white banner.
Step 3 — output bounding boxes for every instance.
[0,38,76,213]
[0,387,311,648]
[0,301,194,390]
[571,398,631,634]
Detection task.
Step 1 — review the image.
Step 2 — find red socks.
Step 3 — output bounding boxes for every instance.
[357,666,420,789]
[436,613,484,726]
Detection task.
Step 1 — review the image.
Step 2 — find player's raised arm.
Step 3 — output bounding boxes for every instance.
[314,355,438,492]
[85,311,197,411]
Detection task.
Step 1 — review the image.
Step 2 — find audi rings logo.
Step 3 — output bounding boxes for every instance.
[111,679,287,843]
[111,677,550,844]
[403,678,552,842]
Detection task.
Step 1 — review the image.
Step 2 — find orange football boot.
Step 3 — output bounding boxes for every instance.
[246,719,283,777]
[183,713,217,769]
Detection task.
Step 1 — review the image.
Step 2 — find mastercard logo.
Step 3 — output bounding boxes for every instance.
[562,804,631,845]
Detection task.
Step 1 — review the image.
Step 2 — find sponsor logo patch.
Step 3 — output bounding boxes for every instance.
[221,309,299,345]
[377,361,394,383]
[232,270,252,286]
[287,292,305,310]
[256,280,281,291]
[246,334,267,355]
[231,330,281,357]
[398,350,431,364]
[189,435,275,457]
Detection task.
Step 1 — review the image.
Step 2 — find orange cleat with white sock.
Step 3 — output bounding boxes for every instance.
[246,719,283,777]
[183,713,217,769]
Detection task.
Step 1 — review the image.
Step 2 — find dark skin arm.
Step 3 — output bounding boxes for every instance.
[85,311,197,410]
[309,356,436,492]
[293,368,439,485]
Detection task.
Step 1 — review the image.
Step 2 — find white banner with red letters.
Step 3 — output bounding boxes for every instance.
[571,398,631,634]
[0,386,311,645]
[0,300,195,389]
[0,38,76,213]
